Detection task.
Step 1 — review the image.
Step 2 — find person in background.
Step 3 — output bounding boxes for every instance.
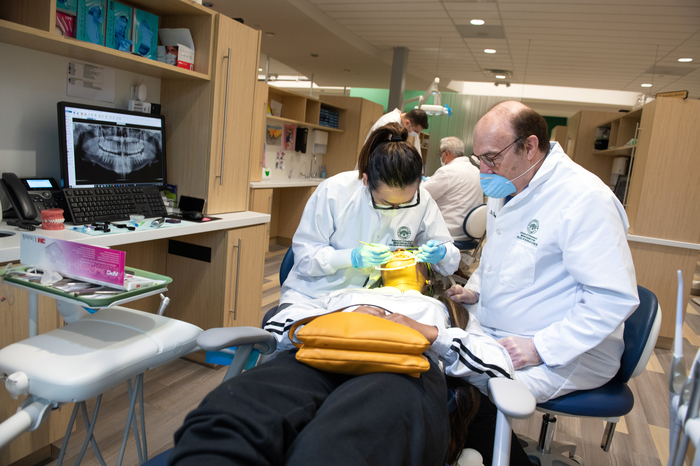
[445,100,639,465]
[366,108,429,155]
[422,136,483,240]
[280,122,460,307]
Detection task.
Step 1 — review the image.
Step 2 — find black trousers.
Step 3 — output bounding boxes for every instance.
[462,392,533,466]
[169,351,449,466]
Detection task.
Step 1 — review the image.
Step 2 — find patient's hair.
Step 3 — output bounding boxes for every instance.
[357,122,423,190]
[439,296,482,466]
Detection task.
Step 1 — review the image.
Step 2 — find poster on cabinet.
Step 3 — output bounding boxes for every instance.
[283,124,296,151]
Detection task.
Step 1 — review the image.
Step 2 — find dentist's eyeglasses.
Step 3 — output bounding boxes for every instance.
[370,189,421,210]
[469,138,521,168]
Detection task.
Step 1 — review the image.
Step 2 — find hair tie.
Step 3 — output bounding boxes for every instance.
[390,135,403,142]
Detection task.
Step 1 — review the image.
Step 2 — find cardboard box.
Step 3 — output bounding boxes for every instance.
[56,0,78,14]
[159,28,195,71]
[76,0,105,46]
[105,0,132,52]
[55,11,76,38]
[132,8,159,60]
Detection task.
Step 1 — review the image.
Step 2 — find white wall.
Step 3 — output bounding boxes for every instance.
[0,43,161,184]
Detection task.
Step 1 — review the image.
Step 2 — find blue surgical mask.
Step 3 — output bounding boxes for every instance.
[479,154,547,198]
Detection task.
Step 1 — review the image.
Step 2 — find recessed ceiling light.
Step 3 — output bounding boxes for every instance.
[678,58,693,62]
[495,75,506,79]
[265,32,275,37]
[641,83,653,87]
[484,49,496,54]
[470,19,485,25]
[258,68,263,72]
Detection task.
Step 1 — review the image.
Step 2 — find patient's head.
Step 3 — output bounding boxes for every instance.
[380,249,432,294]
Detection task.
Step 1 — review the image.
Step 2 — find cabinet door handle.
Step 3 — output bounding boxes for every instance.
[219,47,232,186]
[233,237,242,319]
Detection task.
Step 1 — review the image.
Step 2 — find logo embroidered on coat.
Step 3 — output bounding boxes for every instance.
[527,219,540,234]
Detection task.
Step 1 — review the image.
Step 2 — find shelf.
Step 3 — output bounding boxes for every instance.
[593,145,636,157]
[266,115,343,133]
[0,19,211,81]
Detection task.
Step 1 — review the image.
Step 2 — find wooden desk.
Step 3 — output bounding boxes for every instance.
[250,180,322,249]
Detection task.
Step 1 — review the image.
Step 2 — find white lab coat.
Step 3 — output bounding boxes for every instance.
[266,288,514,394]
[366,108,422,155]
[423,157,483,240]
[280,171,460,304]
[465,142,639,403]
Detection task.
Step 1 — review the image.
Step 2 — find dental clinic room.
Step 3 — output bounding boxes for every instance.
[1,0,699,465]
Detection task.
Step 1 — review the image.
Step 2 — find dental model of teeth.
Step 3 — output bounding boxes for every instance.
[41,208,65,230]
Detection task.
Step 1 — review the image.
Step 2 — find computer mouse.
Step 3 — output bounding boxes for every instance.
[183,211,204,221]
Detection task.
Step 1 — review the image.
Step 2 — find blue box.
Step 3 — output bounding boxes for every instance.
[105,0,132,52]
[132,8,159,60]
[57,0,78,14]
[76,0,105,46]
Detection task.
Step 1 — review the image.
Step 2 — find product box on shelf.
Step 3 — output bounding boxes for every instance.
[57,0,78,14]
[55,11,76,38]
[158,28,195,71]
[76,0,106,46]
[132,8,159,60]
[105,0,132,52]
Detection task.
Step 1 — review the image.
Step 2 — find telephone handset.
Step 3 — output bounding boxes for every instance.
[1,173,64,230]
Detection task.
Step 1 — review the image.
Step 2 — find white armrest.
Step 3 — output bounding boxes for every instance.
[488,378,536,419]
[197,327,276,355]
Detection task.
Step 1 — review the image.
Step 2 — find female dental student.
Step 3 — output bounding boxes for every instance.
[279,122,460,306]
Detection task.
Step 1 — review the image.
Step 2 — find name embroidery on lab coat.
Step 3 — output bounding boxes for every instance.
[516,219,540,246]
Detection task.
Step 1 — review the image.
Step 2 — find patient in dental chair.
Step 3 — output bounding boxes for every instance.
[168,251,515,466]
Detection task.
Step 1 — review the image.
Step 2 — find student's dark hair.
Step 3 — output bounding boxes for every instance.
[405,109,429,130]
[357,123,423,190]
[439,296,481,466]
[510,106,550,154]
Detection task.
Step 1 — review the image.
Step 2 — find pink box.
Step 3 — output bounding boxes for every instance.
[56,11,76,38]
[20,233,126,288]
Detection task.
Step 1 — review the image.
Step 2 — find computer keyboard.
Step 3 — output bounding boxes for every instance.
[63,186,167,225]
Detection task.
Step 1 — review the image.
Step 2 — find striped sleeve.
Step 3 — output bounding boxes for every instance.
[432,317,515,393]
[263,301,330,352]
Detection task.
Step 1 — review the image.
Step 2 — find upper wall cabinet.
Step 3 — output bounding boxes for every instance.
[161,14,261,214]
[0,0,214,80]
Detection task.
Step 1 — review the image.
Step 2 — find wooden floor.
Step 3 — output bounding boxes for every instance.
[34,245,700,466]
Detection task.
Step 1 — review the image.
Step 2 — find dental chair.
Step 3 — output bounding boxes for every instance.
[519,285,661,466]
[144,246,536,466]
[449,204,487,286]
[0,288,202,465]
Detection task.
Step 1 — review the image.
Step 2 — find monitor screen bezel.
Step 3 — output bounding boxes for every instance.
[57,101,167,190]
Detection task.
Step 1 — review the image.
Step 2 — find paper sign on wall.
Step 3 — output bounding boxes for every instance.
[20,233,126,288]
[67,60,116,103]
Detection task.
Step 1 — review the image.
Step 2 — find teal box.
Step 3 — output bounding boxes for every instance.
[76,0,105,46]
[132,8,159,60]
[105,0,132,52]
[57,0,78,14]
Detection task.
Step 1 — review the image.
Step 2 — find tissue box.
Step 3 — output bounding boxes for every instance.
[76,0,105,46]
[105,0,132,52]
[55,11,75,38]
[132,8,159,60]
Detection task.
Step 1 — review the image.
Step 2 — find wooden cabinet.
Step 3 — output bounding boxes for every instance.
[162,14,261,214]
[573,98,700,347]
[319,95,384,176]
[249,188,274,249]
[249,81,270,183]
[164,224,267,335]
[565,110,621,183]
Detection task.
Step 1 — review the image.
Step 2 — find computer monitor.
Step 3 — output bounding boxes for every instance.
[57,102,167,189]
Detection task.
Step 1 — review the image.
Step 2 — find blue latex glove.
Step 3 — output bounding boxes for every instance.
[416,240,447,264]
[351,244,392,269]
[421,176,431,182]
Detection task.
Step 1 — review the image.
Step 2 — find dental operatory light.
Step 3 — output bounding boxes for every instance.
[495,75,506,79]
[401,77,452,116]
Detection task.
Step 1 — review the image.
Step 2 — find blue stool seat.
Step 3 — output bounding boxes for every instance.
[144,448,172,465]
[453,239,478,251]
[538,380,634,418]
